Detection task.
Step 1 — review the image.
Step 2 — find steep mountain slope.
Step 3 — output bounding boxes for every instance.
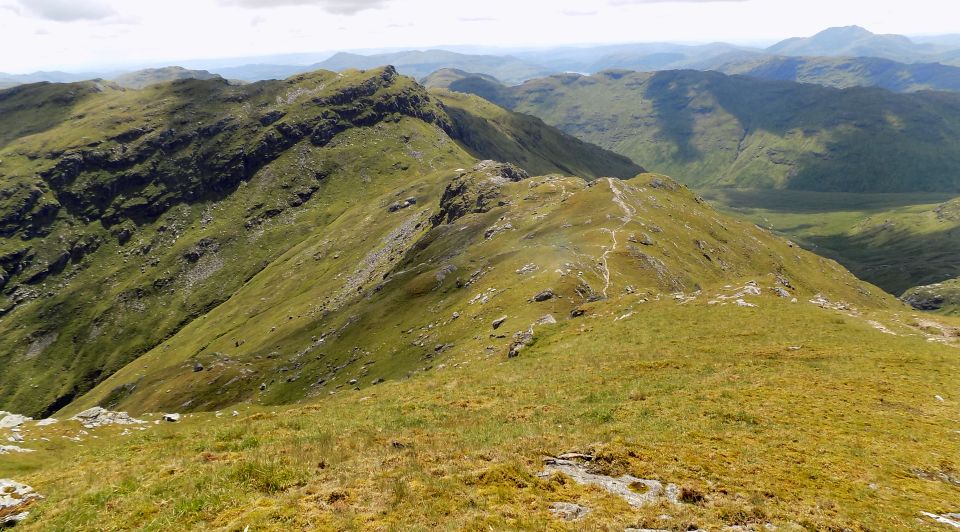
[432,68,960,193]
[111,67,226,89]
[0,67,639,418]
[435,89,640,179]
[702,53,960,92]
[767,25,952,63]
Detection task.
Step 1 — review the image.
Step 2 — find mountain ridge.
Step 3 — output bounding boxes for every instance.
[0,66,638,417]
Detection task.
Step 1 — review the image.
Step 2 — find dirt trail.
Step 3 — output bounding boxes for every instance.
[599,179,634,298]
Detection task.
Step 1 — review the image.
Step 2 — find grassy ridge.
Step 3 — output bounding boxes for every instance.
[0,68,638,417]
[65,168,890,417]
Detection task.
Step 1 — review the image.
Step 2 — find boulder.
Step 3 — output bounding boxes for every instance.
[532,289,555,302]
[0,414,30,429]
[71,407,145,428]
[492,316,508,329]
[163,413,181,423]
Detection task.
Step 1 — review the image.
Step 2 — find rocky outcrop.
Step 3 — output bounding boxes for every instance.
[70,407,145,428]
[432,160,529,226]
[901,278,960,312]
[0,479,42,526]
[0,413,31,429]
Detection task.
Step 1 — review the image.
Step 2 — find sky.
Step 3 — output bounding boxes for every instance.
[0,0,958,73]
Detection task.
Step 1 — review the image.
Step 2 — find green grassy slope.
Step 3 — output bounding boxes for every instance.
[65,168,895,416]
[0,67,639,418]
[703,190,960,295]
[4,281,959,529]
[432,68,960,193]
[434,89,642,179]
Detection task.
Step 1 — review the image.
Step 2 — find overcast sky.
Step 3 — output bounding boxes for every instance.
[0,0,957,73]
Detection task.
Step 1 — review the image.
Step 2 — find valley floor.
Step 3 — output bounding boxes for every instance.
[3,297,958,530]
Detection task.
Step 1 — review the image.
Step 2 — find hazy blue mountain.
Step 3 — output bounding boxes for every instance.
[512,42,755,73]
[767,26,953,64]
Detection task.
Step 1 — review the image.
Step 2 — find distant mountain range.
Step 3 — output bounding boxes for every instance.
[698,53,960,92]
[5,26,960,93]
[0,67,227,90]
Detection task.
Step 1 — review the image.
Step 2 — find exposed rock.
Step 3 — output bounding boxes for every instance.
[508,330,534,358]
[484,221,513,239]
[531,289,555,302]
[193,362,204,372]
[0,414,30,429]
[516,263,538,275]
[162,413,181,423]
[34,418,58,427]
[735,299,757,308]
[539,456,679,507]
[432,161,529,226]
[901,279,960,312]
[534,314,557,326]
[548,501,590,521]
[508,315,556,357]
[0,445,34,455]
[7,433,23,443]
[0,479,42,527]
[492,316,508,329]
[70,407,145,428]
[921,511,960,528]
[388,197,417,212]
[772,287,791,298]
[648,176,678,191]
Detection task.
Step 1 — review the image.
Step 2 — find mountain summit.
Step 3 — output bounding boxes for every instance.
[767,25,939,62]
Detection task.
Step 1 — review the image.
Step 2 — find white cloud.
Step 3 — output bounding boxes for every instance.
[18,0,115,21]
[221,0,389,15]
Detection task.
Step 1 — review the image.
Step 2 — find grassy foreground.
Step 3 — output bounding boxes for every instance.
[3,297,958,530]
